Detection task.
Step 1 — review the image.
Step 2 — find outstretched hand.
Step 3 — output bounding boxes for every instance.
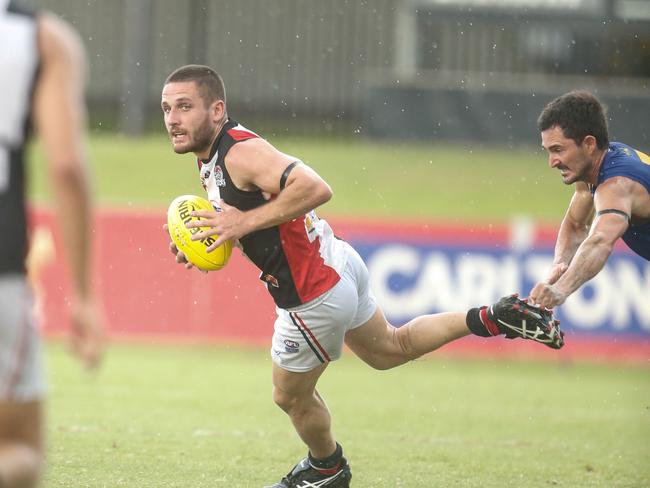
[529,262,570,308]
[529,282,568,309]
[545,262,569,285]
[186,200,244,252]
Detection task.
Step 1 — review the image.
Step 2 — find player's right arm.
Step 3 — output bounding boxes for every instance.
[545,182,594,284]
[32,13,104,369]
[531,178,631,308]
[186,138,332,251]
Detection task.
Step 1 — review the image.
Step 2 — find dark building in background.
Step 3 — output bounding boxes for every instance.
[33,0,649,145]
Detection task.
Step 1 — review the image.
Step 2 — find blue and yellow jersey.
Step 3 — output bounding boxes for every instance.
[594,142,650,260]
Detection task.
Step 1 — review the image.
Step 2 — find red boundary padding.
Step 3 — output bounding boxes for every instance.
[29,208,648,365]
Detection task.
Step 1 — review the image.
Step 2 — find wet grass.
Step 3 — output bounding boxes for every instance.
[44,341,650,487]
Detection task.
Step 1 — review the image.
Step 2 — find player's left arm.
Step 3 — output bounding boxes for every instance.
[536,177,632,306]
[188,138,332,250]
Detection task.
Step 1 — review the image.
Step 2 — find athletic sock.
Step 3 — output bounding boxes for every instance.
[466,306,501,337]
[309,443,343,474]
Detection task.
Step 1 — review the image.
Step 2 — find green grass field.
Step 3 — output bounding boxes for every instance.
[44,342,649,488]
[29,134,648,487]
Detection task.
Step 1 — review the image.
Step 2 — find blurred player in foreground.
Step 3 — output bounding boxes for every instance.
[530,91,650,308]
[0,2,105,487]
[161,65,563,488]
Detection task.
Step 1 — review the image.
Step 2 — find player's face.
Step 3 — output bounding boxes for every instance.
[541,126,592,185]
[161,81,221,157]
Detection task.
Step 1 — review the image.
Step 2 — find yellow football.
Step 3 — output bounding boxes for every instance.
[166,195,232,271]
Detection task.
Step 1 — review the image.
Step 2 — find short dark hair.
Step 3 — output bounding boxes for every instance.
[164,65,226,107]
[537,90,609,149]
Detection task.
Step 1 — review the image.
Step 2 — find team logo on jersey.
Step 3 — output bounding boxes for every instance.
[305,214,314,233]
[199,161,212,190]
[304,211,319,242]
[283,339,300,353]
[261,273,279,288]
[214,165,226,187]
[200,170,210,191]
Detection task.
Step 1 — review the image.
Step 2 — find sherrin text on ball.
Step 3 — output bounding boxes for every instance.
[167,195,232,271]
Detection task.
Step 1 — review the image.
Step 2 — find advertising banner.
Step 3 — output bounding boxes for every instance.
[32,209,649,362]
[352,235,650,337]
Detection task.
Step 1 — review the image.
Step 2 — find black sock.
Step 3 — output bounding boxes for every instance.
[466,307,501,337]
[309,443,343,471]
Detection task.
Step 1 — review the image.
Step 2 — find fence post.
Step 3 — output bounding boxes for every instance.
[395,0,418,79]
[121,0,153,137]
[189,0,210,64]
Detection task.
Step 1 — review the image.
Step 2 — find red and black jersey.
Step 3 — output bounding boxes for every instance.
[0,1,39,275]
[197,118,346,309]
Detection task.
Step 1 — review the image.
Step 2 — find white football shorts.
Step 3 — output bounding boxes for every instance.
[271,241,378,372]
[0,274,45,402]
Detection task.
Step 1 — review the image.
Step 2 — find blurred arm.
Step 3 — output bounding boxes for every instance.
[33,13,91,300]
[32,13,103,368]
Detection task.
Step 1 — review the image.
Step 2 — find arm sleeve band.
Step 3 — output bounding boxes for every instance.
[279,161,300,190]
[596,208,631,223]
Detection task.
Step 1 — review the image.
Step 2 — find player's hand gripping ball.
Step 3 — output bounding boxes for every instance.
[167,195,232,271]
